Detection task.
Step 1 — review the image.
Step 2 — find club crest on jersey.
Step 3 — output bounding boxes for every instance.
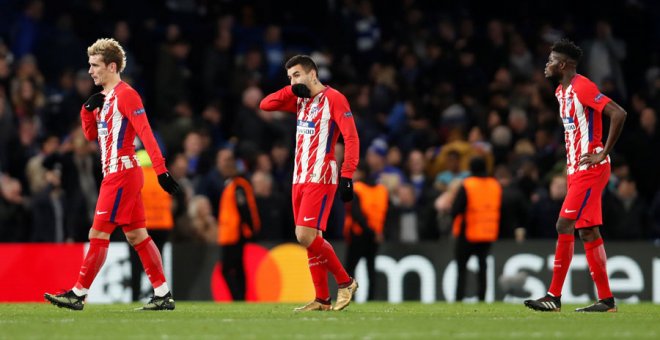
[97,121,109,136]
[297,120,315,135]
[562,117,576,131]
[306,106,320,121]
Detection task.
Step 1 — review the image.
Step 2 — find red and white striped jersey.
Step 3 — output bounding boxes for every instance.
[555,74,612,175]
[260,85,359,185]
[80,82,166,177]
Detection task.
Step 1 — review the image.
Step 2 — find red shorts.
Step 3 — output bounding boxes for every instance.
[92,167,146,233]
[292,183,336,231]
[560,164,610,229]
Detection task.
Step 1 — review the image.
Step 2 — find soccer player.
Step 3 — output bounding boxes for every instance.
[524,39,626,312]
[44,38,181,311]
[260,55,359,311]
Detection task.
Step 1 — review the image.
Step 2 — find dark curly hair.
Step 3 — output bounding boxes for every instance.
[551,38,583,62]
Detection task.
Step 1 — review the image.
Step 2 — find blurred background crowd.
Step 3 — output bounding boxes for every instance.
[1,0,660,244]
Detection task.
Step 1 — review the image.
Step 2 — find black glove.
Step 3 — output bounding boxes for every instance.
[291,83,312,98]
[84,93,105,112]
[157,172,181,195]
[339,177,354,202]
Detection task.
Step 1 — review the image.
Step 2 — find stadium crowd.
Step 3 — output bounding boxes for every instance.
[1,0,660,243]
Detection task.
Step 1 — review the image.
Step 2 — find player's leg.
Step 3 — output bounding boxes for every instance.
[125,225,174,310]
[547,217,576,297]
[525,173,588,312]
[292,184,331,311]
[295,184,357,310]
[294,227,332,311]
[523,216,572,311]
[44,227,112,310]
[574,165,616,312]
[574,226,616,312]
[128,229,169,301]
[44,177,119,310]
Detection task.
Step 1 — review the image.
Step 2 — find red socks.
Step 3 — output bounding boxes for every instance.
[134,237,167,288]
[74,238,109,290]
[307,236,351,289]
[548,233,574,297]
[307,249,329,300]
[584,238,612,300]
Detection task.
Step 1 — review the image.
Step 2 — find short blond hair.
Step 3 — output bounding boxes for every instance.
[87,38,126,73]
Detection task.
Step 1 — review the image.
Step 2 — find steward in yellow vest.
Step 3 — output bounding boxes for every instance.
[451,157,502,302]
[215,148,260,301]
[343,165,388,300]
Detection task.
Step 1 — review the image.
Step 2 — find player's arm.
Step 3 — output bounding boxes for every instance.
[80,93,105,141]
[599,101,627,156]
[80,105,98,141]
[259,85,298,113]
[576,81,627,166]
[120,91,167,174]
[120,90,181,194]
[332,94,360,179]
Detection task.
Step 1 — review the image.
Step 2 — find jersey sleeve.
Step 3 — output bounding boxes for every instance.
[119,89,167,175]
[80,106,98,141]
[259,85,298,113]
[331,91,360,179]
[575,78,611,112]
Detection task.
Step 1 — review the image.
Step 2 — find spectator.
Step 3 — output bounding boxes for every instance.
[451,157,501,302]
[528,175,566,239]
[0,174,30,241]
[251,170,289,241]
[434,150,469,193]
[602,177,649,240]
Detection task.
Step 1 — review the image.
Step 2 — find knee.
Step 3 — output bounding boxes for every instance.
[125,230,148,246]
[555,220,574,235]
[578,228,599,242]
[295,230,316,248]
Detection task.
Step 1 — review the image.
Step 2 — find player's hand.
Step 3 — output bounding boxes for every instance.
[579,151,606,167]
[84,93,105,112]
[291,84,312,98]
[339,177,354,202]
[157,172,182,195]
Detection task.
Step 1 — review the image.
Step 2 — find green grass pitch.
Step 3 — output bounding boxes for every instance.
[1,302,659,339]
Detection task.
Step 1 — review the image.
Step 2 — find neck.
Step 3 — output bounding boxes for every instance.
[560,70,576,88]
[102,75,122,93]
[309,81,325,97]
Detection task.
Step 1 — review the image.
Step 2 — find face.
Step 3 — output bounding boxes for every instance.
[287,64,313,87]
[88,54,115,86]
[543,52,566,79]
[217,149,236,177]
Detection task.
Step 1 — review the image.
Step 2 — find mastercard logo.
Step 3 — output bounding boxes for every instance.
[211,243,315,302]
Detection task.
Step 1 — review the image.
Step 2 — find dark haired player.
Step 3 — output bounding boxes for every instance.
[260,55,359,311]
[524,39,626,312]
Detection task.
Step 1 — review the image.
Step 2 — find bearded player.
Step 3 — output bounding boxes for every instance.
[44,38,181,311]
[524,39,626,312]
[260,55,359,311]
